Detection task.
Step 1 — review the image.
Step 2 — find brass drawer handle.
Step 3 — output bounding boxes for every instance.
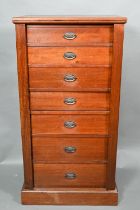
[64,74,77,82]
[64,146,77,153]
[65,172,77,179]
[64,121,76,128]
[63,32,77,40]
[64,52,76,60]
[64,97,77,105]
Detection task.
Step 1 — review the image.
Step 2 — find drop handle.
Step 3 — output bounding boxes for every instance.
[64,52,76,60]
[63,32,77,40]
[64,97,77,105]
[65,172,77,179]
[64,74,77,82]
[64,121,77,128]
[64,146,77,153]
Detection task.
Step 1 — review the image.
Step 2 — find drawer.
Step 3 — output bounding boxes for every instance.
[34,163,107,188]
[31,112,109,135]
[27,25,113,46]
[28,47,112,67]
[33,137,108,163]
[30,92,110,111]
[29,67,111,91]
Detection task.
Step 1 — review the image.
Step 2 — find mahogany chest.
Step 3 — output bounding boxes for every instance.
[13,16,127,205]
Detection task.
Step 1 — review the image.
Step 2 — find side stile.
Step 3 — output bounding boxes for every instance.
[15,24,33,189]
[107,24,124,190]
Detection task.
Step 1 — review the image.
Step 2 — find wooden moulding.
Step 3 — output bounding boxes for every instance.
[21,186,118,205]
[12,15,127,24]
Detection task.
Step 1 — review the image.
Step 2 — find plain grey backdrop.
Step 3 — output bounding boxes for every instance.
[0,0,140,209]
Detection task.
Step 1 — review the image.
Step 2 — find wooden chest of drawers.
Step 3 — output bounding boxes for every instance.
[13,16,127,205]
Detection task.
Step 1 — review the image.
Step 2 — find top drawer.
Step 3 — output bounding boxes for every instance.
[27,25,113,46]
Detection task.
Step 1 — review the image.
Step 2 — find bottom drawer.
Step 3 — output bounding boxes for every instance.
[34,163,107,188]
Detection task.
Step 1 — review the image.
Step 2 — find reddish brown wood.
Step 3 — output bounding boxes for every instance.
[27,25,113,46]
[33,163,107,188]
[31,110,110,138]
[32,137,108,163]
[21,187,118,205]
[13,16,127,205]
[29,67,111,91]
[31,110,110,115]
[15,24,33,189]
[12,15,127,24]
[28,47,112,67]
[107,24,125,190]
[31,112,110,135]
[30,92,110,111]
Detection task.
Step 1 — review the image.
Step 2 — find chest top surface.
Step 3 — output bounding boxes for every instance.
[12,15,127,24]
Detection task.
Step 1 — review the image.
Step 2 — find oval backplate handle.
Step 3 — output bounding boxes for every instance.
[64,146,77,153]
[65,172,77,179]
[63,32,77,40]
[64,121,77,128]
[64,74,77,82]
[64,52,76,60]
[64,97,77,105]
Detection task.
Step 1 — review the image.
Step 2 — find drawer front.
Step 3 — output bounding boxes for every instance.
[31,113,109,135]
[33,137,108,163]
[29,67,111,91]
[30,92,110,111]
[28,47,112,67]
[27,26,113,46]
[34,163,107,188]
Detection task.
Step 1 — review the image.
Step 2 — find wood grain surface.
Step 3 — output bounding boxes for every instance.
[31,112,110,135]
[29,67,111,91]
[27,25,113,46]
[28,47,112,67]
[32,137,108,163]
[15,24,33,189]
[30,92,110,111]
[13,15,127,24]
[34,163,107,188]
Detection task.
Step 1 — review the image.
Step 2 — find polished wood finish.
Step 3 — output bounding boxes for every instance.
[32,137,108,163]
[34,163,107,188]
[28,46,112,67]
[31,113,109,135]
[27,26,113,46]
[13,16,127,205]
[13,15,127,24]
[21,187,118,205]
[29,67,111,91]
[15,24,33,189]
[30,92,110,111]
[107,24,125,190]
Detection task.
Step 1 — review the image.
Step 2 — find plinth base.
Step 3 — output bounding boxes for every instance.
[21,185,118,205]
